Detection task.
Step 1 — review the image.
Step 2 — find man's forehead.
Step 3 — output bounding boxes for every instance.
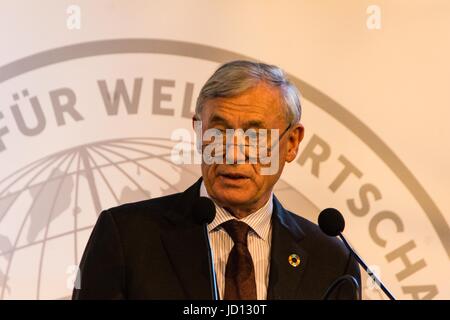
[200,83,286,126]
[203,101,286,128]
[205,97,268,112]
[206,82,281,107]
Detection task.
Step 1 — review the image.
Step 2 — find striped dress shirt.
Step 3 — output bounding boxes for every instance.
[200,181,273,300]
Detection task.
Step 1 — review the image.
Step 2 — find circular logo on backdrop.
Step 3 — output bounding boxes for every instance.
[0,39,448,299]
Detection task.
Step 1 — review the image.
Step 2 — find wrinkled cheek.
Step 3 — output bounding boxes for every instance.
[201,163,214,178]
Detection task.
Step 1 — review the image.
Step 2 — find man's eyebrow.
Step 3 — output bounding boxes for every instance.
[208,115,230,126]
[243,120,266,129]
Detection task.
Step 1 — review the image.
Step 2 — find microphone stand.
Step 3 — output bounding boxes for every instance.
[338,233,396,300]
[202,224,219,300]
[322,275,360,300]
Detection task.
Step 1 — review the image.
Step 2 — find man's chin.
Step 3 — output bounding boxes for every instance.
[211,191,255,208]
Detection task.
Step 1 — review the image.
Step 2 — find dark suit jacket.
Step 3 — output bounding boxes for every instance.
[72,178,361,300]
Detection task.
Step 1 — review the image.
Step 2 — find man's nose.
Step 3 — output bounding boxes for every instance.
[225,142,247,164]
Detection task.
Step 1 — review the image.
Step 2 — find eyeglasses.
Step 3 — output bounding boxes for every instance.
[201,123,292,163]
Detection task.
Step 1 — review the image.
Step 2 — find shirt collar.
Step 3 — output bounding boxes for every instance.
[200,180,273,241]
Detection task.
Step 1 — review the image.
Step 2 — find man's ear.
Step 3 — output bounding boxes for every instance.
[286,123,304,162]
[193,116,203,154]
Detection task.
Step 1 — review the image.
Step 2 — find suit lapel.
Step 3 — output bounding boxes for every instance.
[160,178,213,299]
[267,196,309,299]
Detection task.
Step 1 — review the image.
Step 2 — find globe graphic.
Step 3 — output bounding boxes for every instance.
[0,136,377,299]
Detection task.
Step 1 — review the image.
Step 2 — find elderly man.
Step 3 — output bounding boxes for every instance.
[72,60,361,300]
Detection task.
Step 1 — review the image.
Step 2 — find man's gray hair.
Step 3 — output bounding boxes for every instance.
[195,60,302,125]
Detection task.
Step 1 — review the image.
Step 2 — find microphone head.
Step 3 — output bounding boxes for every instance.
[192,197,216,225]
[318,208,345,237]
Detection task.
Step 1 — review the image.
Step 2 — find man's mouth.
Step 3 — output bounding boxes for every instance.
[219,173,249,180]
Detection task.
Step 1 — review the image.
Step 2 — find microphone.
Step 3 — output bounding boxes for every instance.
[192,196,216,225]
[318,208,396,300]
[192,196,219,300]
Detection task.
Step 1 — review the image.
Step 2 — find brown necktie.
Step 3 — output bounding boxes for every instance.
[221,220,257,300]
